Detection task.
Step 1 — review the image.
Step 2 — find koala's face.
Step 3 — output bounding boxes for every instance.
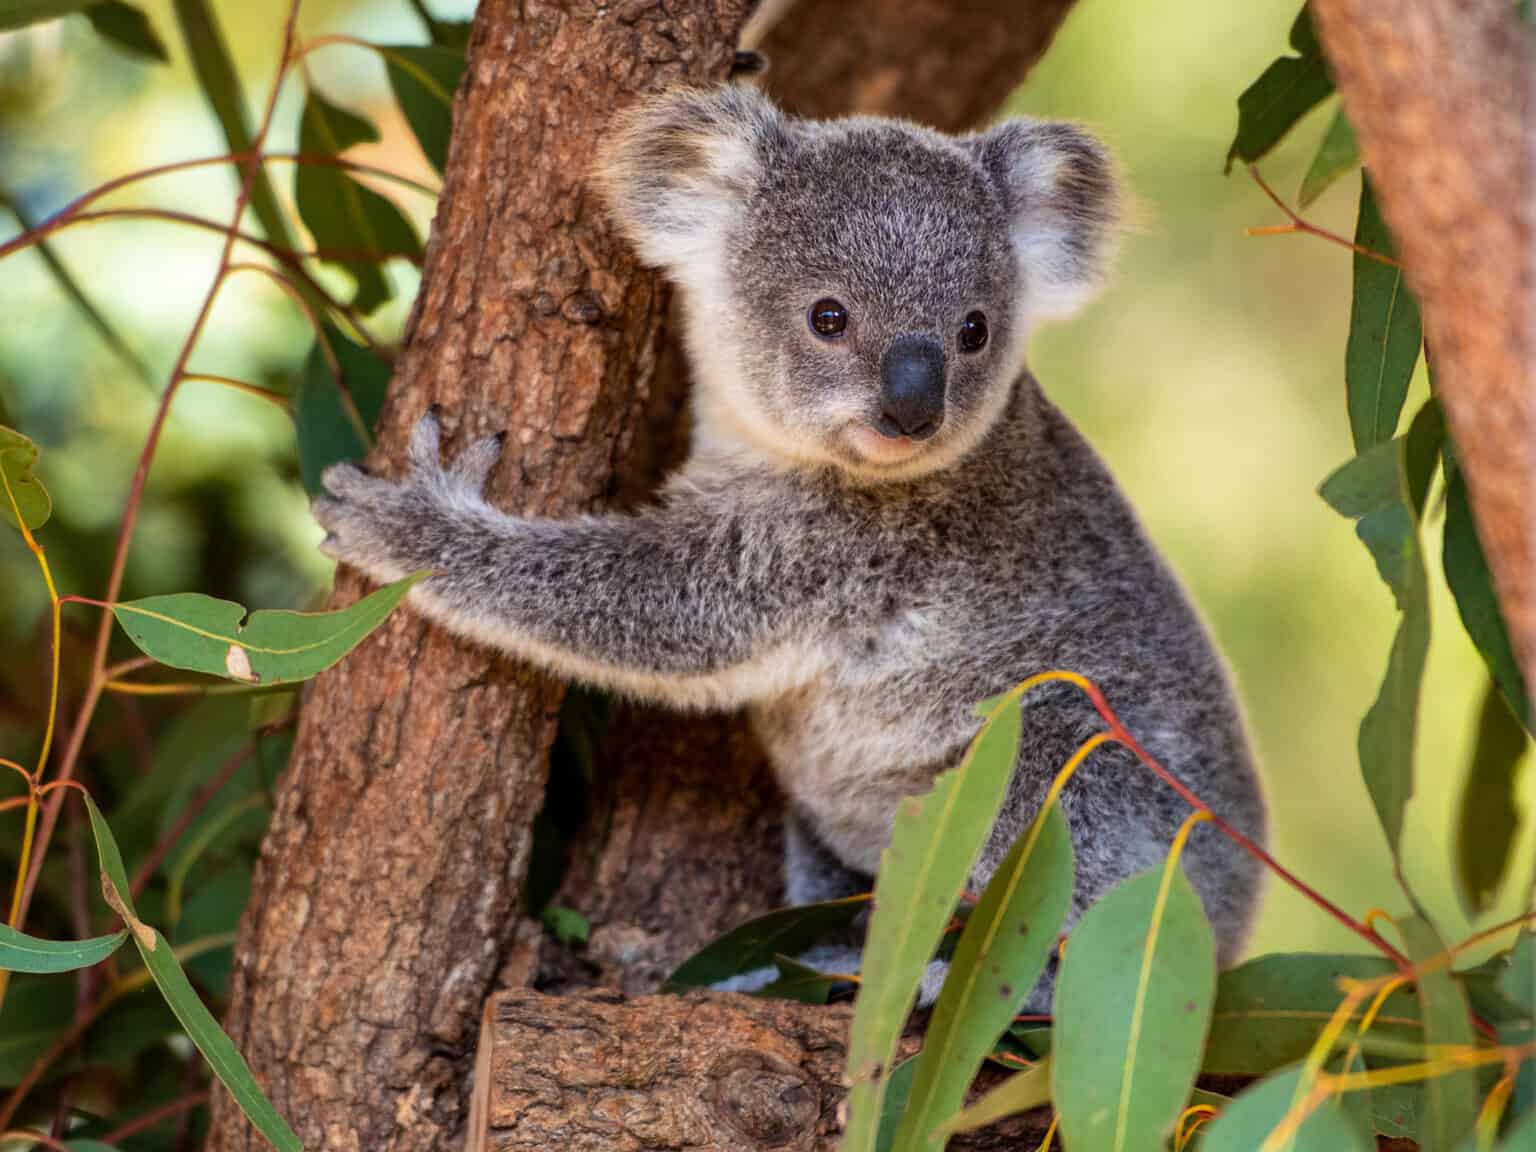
[599,88,1118,481]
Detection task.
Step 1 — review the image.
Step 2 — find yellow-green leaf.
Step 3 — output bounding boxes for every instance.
[1398,916,1479,1151]
[1052,857,1216,1152]
[111,573,424,686]
[0,923,128,974]
[0,424,51,532]
[937,1055,1052,1137]
[1298,104,1358,206]
[842,695,1025,1152]
[83,794,301,1152]
[894,805,1073,1152]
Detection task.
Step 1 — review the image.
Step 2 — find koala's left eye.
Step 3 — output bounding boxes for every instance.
[958,311,989,353]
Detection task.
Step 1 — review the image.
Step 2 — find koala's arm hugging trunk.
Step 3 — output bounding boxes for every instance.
[315,411,833,710]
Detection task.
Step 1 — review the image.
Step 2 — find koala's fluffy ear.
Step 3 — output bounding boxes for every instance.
[596,85,783,271]
[967,119,1121,322]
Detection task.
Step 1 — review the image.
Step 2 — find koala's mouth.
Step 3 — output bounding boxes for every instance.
[842,421,934,466]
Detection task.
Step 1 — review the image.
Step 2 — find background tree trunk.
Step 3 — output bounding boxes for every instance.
[1310,0,1535,699]
[207,4,748,1149]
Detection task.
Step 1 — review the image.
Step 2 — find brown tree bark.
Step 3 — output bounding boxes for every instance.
[207,4,749,1150]
[753,0,1078,132]
[1309,1,1536,697]
[472,991,1054,1151]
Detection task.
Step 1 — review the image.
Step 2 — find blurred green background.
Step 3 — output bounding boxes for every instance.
[1,0,1528,974]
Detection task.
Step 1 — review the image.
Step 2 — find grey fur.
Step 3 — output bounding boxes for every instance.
[314,86,1265,1011]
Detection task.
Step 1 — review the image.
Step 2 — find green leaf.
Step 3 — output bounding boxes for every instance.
[381,43,465,175]
[1455,681,1528,916]
[175,863,249,994]
[0,974,75,1086]
[664,895,870,991]
[937,1055,1052,1137]
[1205,953,1420,1076]
[0,0,94,31]
[295,324,390,496]
[0,424,51,532]
[1319,403,1443,852]
[111,573,424,685]
[756,954,842,1005]
[1499,931,1534,1015]
[1398,916,1479,1150]
[894,805,1074,1152]
[1298,105,1359,206]
[1345,177,1422,452]
[1226,7,1334,171]
[65,1141,121,1152]
[85,1,168,62]
[0,922,128,973]
[171,0,304,280]
[540,905,589,947]
[842,695,1025,1152]
[83,794,302,1152]
[1052,857,1217,1152]
[295,91,422,313]
[1200,1065,1374,1152]
[1445,450,1531,729]
[875,1059,919,1152]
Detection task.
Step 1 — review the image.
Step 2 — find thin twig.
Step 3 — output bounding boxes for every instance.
[100,1090,212,1144]
[1246,165,1402,268]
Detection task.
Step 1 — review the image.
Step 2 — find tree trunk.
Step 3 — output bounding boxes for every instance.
[1310,0,1536,698]
[753,0,1078,132]
[207,4,748,1150]
[472,991,1054,1151]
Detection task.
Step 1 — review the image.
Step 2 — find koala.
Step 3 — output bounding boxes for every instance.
[313,85,1267,1010]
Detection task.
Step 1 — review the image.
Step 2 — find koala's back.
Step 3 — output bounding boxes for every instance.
[730,374,1266,959]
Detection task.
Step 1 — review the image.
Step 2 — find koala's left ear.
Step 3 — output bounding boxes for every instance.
[967,119,1121,321]
[596,85,784,272]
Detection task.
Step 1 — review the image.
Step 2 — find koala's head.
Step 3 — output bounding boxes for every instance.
[597,86,1119,482]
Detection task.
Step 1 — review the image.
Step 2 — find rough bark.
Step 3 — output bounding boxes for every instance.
[541,0,1086,995]
[207,4,749,1151]
[1310,0,1536,696]
[473,991,1054,1151]
[753,0,1079,132]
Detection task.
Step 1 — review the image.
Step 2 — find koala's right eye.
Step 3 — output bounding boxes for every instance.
[808,298,849,338]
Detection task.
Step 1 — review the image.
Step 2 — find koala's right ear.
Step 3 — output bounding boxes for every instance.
[596,85,782,271]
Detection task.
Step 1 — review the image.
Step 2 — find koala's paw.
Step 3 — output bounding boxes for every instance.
[312,408,505,582]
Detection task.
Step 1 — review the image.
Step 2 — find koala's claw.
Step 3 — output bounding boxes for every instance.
[449,432,506,490]
[409,407,443,470]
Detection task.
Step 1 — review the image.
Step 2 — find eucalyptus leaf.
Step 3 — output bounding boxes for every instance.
[1319,403,1443,853]
[0,975,75,1086]
[875,1058,919,1152]
[1205,953,1420,1076]
[1226,7,1334,170]
[83,794,301,1152]
[1298,105,1358,206]
[1455,680,1527,916]
[664,895,869,991]
[1398,916,1479,1150]
[111,573,424,685]
[1052,858,1217,1152]
[294,324,390,496]
[1345,177,1421,452]
[1445,449,1531,729]
[894,805,1073,1152]
[937,1054,1052,1137]
[85,1,167,62]
[756,954,842,1005]
[0,923,128,974]
[842,695,1025,1152]
[381,42,465,174]
[295,91,422,313]
[0,424,51,532]
[1200,1065,1373,1152]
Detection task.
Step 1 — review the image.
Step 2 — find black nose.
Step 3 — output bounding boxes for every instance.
[879,335,946,439]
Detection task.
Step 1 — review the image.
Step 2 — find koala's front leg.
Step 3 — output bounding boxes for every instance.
[313,411,829,709]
